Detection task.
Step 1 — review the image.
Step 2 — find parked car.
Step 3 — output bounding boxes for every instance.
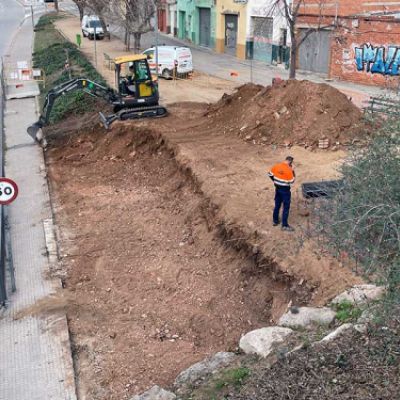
[143,46,193,79]
[81,15,106,40]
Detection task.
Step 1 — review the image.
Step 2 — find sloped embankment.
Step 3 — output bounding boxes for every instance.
[46,124,313,399]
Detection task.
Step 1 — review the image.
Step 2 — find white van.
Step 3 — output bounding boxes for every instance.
[143,46,193,79]
[81,15,105,40]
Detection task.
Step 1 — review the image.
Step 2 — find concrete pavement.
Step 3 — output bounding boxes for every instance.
[0,3,77,400]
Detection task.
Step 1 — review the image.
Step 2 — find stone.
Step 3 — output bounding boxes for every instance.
[331,284,385,306]
[174,352,236,387]
[318,323,353,343]
[130,386,176,400]
[239,327,293,358]
[279,105,288,114]
[278,307,336,329]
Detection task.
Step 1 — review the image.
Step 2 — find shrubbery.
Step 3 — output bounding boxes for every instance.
[33,14,106,123]
[313,112,400,319]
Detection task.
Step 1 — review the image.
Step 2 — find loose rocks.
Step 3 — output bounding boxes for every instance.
[279,307,336,329]
[174,352,236,387]
[130,386,176,400]
[239,327,293,358]
[331,284,385,306]
[318,323,354,343]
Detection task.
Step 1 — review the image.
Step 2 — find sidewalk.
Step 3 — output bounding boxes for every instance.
[0,11,77,400]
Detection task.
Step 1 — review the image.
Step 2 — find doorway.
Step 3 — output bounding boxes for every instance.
[224,14,238,55]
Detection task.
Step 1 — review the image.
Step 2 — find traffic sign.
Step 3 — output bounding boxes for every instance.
[0,178,19,205]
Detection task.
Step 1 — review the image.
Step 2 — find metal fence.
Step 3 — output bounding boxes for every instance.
[0,58,15,307]
[0,58,6,305]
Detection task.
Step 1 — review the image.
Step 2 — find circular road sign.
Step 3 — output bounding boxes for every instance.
[0,178,19,205]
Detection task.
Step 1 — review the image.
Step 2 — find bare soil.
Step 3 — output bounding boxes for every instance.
[207,81,371,148]
[45,86,363,399]
[47,126,302,399]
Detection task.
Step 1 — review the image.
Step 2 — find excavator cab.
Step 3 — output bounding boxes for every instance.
[114,55,159,110]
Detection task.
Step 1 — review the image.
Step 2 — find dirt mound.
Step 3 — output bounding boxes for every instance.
[207,80,369,148]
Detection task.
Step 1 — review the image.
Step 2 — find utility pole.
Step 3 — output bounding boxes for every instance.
[31,5,34,30]
[155,6,159,82]
[94,26,97,67]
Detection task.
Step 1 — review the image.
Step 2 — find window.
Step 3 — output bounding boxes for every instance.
[89,20,102,28]
[135,60,150,81]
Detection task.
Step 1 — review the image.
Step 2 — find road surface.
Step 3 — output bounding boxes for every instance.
[0,0,24,58]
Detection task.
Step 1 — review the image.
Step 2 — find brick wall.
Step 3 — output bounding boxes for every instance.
[330,18,400,87]
[296,0,400,17]
[296,2,400,87]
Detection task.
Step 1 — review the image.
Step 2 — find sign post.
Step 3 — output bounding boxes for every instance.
[0,178,18,205]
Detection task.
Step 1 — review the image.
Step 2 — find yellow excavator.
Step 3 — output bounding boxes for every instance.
[27,55,167,141]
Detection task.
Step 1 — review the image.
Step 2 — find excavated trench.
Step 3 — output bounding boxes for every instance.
[46,124,313,400]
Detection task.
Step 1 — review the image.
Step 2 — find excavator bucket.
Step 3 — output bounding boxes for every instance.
[27,121,42,142]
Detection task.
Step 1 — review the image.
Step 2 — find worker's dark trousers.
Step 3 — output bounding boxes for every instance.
[273,187,291,227]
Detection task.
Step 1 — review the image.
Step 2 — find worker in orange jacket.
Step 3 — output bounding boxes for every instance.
[268,156,295,231]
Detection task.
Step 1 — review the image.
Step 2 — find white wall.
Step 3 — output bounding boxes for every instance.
[246,0,291,45]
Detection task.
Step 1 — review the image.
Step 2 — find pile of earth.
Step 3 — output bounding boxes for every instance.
[206,80,370,148]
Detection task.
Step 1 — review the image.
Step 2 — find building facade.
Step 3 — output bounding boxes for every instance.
[158,0,168,33]
[296,0,400,86]
[176,0,217,49]
[246,0,290,64]
[166,0,178,36]
[214,0,247,59]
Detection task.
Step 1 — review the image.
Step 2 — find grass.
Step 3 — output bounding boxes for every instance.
[334,300,363,323]
[214,367,250,390]
[185,367,250,400]
[33,14,107,123]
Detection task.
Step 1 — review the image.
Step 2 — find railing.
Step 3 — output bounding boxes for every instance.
[0,58,6,305]
[364,96,400,116]
[0,58,15,307]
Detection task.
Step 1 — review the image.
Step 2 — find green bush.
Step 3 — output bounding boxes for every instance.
[313,111,400,319]
[33,14,107,123]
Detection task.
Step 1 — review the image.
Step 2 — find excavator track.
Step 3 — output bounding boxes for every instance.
[118,105,168,120]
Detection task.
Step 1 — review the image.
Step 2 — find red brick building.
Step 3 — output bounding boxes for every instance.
[296,0,400,87]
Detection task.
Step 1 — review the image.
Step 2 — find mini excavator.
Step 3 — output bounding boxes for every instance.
[27,55,167,141]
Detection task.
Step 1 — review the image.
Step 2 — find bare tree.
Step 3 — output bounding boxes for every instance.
[72,0,88,21]
[105,0,157,51]
[269,0,334,79]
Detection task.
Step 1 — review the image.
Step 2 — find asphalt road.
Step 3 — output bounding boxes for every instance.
[0,0,24,58]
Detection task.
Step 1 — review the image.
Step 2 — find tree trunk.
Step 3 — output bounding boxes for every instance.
[54,0,59,12]
[289,24,297,79]
[99,17,110,40]
[133,33,141,54]
[289,40,297,79]
[77,4,84,21]
[126,33,131,51]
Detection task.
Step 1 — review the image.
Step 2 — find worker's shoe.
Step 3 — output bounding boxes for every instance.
[273,221,280,227]
[282,225,295,232]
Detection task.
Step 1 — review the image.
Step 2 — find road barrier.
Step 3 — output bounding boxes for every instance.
[3,61,42,100]
[0,59,16,307]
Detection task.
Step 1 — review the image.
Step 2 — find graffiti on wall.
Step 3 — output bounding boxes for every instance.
[355,44,400,75]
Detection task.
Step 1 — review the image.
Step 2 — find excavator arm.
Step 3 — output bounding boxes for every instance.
[27,78,118,140]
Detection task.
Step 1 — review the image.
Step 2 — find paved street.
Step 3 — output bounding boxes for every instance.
[0,2,77,399]
[0,0,24,57]
[60,0,386,108]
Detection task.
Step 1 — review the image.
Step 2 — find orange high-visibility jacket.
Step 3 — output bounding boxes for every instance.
[268,162,295,187]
